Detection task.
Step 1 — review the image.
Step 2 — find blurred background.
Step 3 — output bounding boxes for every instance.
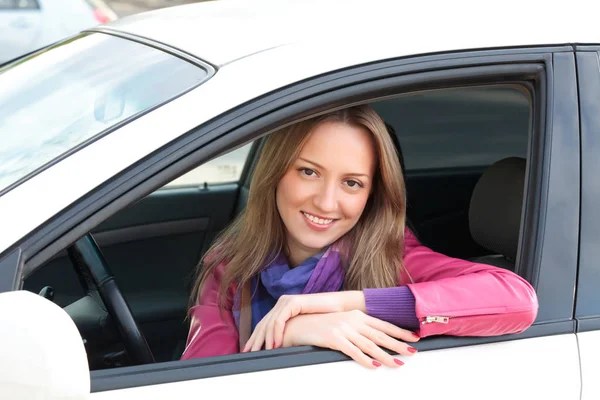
[0,0,205,64]
[106,0,199,17]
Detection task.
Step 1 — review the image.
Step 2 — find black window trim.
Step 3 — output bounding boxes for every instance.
[528,51,580,325]
[574,47,600,331]
[0,46,580,391]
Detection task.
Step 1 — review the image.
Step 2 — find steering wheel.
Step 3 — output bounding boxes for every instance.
[67,233,155,366]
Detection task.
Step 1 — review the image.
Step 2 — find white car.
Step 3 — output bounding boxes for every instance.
[1,1,599,399]
[0,0,116,64]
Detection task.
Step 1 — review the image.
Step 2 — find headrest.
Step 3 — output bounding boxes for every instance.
[469,157,526,261]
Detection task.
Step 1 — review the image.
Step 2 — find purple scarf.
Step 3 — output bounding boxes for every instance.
[232,245,345,331]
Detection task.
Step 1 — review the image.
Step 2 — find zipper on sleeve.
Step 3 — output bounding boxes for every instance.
[422,316,450,324]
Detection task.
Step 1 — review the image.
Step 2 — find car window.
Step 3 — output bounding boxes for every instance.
[0,32,209,194]
[163,143,253,188]
[0,0,39,9]
[371,86,530,170]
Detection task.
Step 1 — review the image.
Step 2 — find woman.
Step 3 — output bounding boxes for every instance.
[180,105,538,369]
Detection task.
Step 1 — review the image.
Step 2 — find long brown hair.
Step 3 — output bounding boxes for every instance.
[191,104,407,306]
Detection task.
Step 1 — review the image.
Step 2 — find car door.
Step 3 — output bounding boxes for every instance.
[573,46,600,400]
[0,0,42,64]
[73,46,579,398]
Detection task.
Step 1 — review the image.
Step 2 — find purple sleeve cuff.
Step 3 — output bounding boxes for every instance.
[363,286,419,329]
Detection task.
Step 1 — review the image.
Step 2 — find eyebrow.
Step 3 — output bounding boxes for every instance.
[298,157,371,177]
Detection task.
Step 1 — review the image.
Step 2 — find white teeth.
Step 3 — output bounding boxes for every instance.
[303,212,333,225]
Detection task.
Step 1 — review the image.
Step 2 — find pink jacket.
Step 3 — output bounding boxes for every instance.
[180,229,538,360]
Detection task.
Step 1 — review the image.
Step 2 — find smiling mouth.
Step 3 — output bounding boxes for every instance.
[302,211,336,226]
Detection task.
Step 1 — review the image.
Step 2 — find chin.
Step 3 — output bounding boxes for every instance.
[303,242,332,252]
[298,236,337,251]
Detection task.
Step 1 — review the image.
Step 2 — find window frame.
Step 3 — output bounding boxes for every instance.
[1,46,580,391]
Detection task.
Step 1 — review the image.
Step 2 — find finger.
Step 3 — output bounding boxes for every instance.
[335,337,379,370]
[244,328,259,352]
[243,325,257,352]
[264,303,286,350]
[250,322,267,352]
[348,329,402,368]
[365,316,420,343]
[242,336,252,353]
[273,315,287,349]
[268,303,295,349]
[264,317,275,351]
[360,325,414,358]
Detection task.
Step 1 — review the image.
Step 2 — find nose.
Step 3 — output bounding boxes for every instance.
[313,179,338,213]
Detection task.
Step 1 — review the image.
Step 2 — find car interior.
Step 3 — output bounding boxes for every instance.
[22,84,531,370]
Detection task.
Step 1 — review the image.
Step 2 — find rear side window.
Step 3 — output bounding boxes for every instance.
[163,143,254,188]
[0,0,39,9]
[0,33,209,193]
[372,86,530,170]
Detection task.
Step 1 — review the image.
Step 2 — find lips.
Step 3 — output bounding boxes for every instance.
[301,211,337,231]
[302,211,334,225]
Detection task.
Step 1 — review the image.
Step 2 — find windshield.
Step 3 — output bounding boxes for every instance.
[0,32,209,194]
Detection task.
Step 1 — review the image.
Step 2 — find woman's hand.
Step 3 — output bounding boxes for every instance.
[281,310,420,369]
[244,291,366,352]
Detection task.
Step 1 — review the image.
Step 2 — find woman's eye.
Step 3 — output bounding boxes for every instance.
[300,168,316,177]
[345,180,363,189]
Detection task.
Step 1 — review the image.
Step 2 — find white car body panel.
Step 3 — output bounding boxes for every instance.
[90,334,580,400]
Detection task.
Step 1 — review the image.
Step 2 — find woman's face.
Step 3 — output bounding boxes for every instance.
[276,121,376,265]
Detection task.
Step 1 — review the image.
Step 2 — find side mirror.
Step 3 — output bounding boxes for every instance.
[0,290,90,400]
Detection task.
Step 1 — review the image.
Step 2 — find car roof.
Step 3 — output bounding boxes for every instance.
[98,0,600,67]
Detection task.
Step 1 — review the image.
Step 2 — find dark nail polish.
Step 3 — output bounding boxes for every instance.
[372,360,382,367]
[394,358,404,365]
[407,346,418,353]
[411,332,420,339]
